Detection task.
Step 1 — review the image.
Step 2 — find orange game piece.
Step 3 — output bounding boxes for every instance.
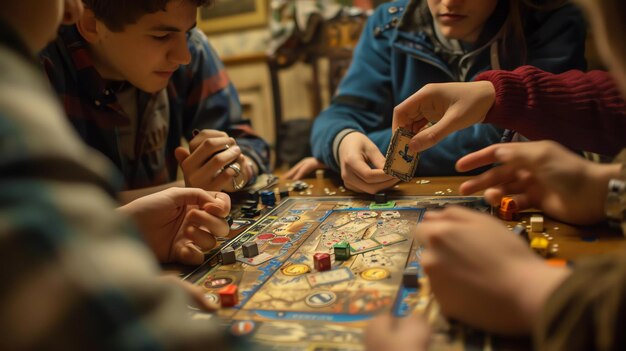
[499,196,519,221]
[219,284,239,308]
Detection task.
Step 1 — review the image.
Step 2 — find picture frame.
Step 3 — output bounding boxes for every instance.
[198,0,269,34]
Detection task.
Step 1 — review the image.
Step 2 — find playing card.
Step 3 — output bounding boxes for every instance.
[375,233,407,246]
[384,127,419,182]
[307,267,354,287]
[236,252,274,266]
[349,239,382,254]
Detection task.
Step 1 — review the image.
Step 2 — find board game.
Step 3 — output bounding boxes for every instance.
[186,196,492,350]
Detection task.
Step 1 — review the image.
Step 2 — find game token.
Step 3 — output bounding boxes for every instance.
[333,241,351,261]
[242,241,259,258]
[402,267,420,288]
[383,127,419,182]
[530,215,544,232]
[360,267,390,281]
[375,192,387,204]
[305,291,337,308]
[282,263,310,276]
[230,321,256,336]
[314,253,332,271]
[203,293,220,305]
[218,284,239,307]
[220,247,236,265]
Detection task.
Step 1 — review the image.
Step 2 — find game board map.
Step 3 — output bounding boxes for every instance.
[185,196,506,351]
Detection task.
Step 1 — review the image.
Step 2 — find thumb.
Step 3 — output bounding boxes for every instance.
[202,202,229,218]
[174,146,190,165]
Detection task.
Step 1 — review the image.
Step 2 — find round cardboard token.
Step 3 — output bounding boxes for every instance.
[360,267,390,281]
[230,320,256,336]
[305,291,337,308]
[203,293,220,305]
[282,263,310,276]
[256,233,276,240]
[203,276,234,289]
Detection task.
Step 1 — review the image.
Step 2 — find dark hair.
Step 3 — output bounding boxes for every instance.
[82,0,215,31]
[497,0,568,69]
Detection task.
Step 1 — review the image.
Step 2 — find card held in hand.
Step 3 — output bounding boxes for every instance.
[384,127,419,182]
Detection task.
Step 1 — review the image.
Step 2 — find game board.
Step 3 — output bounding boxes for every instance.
[186,196,492,350]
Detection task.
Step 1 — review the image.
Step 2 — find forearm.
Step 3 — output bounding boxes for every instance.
[477,66,626,155]
[534,253,626,351]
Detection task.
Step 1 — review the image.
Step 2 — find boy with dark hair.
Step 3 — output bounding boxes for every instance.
[41,0,270,202]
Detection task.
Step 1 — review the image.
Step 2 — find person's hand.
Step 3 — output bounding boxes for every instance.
[416,206,571,334]
[338,132,399,194]
[365,314,431,351]
[283,157,327,180]
[118,187,231,265]
[160,276,219,312]
[175,129,256,192]
[392,81,496,153]
[457,141,621,225]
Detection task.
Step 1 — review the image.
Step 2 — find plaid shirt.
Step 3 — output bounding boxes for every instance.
[0,21,248,350]
[40,26,270,190]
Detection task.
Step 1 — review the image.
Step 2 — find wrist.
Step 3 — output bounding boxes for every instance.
[604,151,626,229]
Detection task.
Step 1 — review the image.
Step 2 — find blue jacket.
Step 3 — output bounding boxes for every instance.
[311,0,587,175]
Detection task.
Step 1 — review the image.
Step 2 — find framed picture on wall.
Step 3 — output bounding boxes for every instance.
[198,0,269,34]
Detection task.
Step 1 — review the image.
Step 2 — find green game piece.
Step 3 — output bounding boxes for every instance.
[369,201,396,209]
[333,241,351,261]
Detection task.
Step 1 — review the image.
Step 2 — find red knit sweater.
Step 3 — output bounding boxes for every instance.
[475,66,626,156]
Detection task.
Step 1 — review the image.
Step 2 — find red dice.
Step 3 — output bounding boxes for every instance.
[219,284,239,308]
[313,253,331,272]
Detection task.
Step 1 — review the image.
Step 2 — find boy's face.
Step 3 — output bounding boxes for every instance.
[427,0,498,44]
[89,0,196,93]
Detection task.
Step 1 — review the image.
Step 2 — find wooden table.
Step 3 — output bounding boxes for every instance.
[277,174,626,261]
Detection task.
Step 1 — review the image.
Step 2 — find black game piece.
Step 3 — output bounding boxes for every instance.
[247,190,260,203]
[242,242,259,258]
[240,205,256,213]
[402,267,420,288]
[244,199,259,206]
[224,215,234,227]
[375,192,387,204]
[292,181,308,191]
[242,209,261,218]
[279,188,289,199]
[512,224,530,243]
[220,247,236,265]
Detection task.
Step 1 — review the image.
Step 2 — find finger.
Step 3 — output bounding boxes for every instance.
[347,160,397,185]
[186,209,230,238]
[344,172,398,194]
[184,137,237,171]
[456,144,509,173]
[178,226,218,253]
[483,187,533,211]
[188,129,229,151]
[174,146,190,166]
[177,279,219,312]
[408,111,460,153]
[365,146,388,170]
[392,89,430,132]
[169,187,229,211]
[458,164,519,195]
